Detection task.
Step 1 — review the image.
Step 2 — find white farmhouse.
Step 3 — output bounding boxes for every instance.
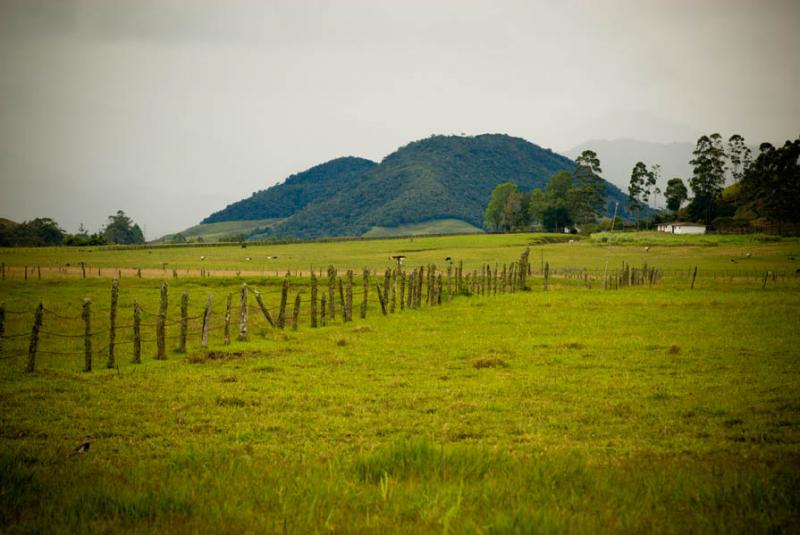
[657,222,707,235]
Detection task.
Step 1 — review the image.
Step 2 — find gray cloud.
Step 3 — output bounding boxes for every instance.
[1,0,798,238]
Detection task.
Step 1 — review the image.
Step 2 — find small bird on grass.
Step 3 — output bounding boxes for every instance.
[72,440,90,454]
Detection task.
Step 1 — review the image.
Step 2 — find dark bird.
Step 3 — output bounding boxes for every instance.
[730,258,738,263]
[73,441,90,454]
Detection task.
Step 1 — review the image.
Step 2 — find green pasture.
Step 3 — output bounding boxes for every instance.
[1,232,798,280]
[1,234,799,532]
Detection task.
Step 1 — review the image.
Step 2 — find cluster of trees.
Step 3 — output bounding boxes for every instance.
[484,151,607,232]
[0,210,146,247]
[630,133,799,232]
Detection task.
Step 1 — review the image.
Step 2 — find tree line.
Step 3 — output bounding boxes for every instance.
[483,150,608,233]
[0,210,146,247]
[628,133,799,232]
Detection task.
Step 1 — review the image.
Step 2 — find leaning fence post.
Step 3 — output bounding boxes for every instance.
[690,266,698,290]
[310,273,318,328]
[224,294,232,345]
[344,270,353,322]
[108,278,119,368]
[156,282,168,360]
[320,294,327,327]
[201,295,213,348]
[238,283,248,340]
[26,302,43,373]
[375,284,388,316]
[291,293,301,331]
[82,299,92,372]
[132,301,141,364]
[254,289,275,328]
[178,292,188,353]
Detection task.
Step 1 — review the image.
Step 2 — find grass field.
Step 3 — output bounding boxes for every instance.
[1,233,799,532]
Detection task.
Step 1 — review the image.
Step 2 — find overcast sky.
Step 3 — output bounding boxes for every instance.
[1,0,798,238]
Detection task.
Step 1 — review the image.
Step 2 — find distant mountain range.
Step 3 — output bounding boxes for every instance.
[564,139,695,206]
[197,134,631,241]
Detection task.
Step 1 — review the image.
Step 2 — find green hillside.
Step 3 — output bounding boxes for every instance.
[204,134,632,240]
[156,219,283,243]
[203,157,376,223]
[362,218,483,238]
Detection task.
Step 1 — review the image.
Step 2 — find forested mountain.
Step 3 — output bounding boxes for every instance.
[203,157,377,223]
[204,134,631,240]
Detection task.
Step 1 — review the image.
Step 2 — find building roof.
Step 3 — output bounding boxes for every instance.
[666,222,706,227]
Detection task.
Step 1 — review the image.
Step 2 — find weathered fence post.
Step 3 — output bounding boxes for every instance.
[82,299,92,372]
[224,293,232,344]
[389,269,396,313]
[253,289,275,327]
[291,293,301,331]
[361,268,369,319]
[320,295,327,327]
[137,268,142,279]
[132,301,141,364]
[178,292,188,353]
[437,273,443,305]
[345,270,353,322]
[399,271,406,310]
[201,295,212,348]
[238,284,248,340]
[338,277,345,316]
[310,272,318,327]
[108,278,119,368]
[278,276,289,329]
[383,269,391,307]
[417,267,424,308]
[762,272,769,290]
[690,266,698,290]
[26,302,43,373]
[173,269,178,280]
[156,282,168,360]
[375,284,388,316]
[0,302,4,359]
[37,265,41,280]
[24,266,28,281]
[544,262,549,291]
[80,262,86,279]
[327,266,336,320]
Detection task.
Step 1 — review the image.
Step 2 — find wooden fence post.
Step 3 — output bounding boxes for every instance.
[26,302,43,373]
[375,284,387,316]
[24,266,28,281]
[383,270,391,307]
[544,262,549,291]
[310,272,318,327]
[82,298,92,372]
[132,301,141,364]
[327,266,336,320]
[0,302,4,360]
[690,266,698,290]
[178,292,188,353]
[224,293,232,344]
[345,270,353,322]
[156,282,168,360]
[80,262,86,279]
[108,278,119,368]
[361,268,369,319]
[278,276,289,329]
[417,267,424,308]
[238,283,248,340]
[762,272,769,290]
[338,277,345,316]
[291,293,301,331]
[201,295,212,348]
[137,268,142,279]
[254,290,275,328]
[437,273,443,305]
[389,269,396,313]
[320,295,327,327]
[399,271,406,310]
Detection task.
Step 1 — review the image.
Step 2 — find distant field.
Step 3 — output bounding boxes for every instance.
[156,218,282,243]
[363,218,482,238]
[1,232,799,532]
[0,232,797,280]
